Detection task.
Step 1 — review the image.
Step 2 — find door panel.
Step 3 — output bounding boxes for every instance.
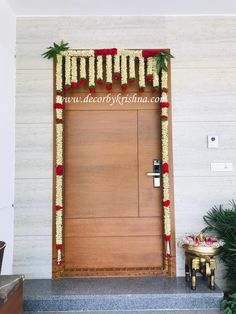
[64,110,138,218]
[65,236,163,269]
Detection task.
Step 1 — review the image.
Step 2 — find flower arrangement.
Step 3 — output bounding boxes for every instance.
[179,233,224,248]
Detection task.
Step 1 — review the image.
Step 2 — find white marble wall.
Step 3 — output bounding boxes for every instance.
[14,17,236,284]
[0,0,15,274]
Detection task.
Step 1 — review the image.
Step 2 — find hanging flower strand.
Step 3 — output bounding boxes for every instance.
[160,59,171,268]
[71,57,78,88]
[138,56,145,92]
[79,57,87,85]
[121,54,128,91]
[96,56,103,85]
[129,55,135,82]
[114,54,121,79]
[147,57,153,82]
[89,56,95,93]
[106,55,112,90]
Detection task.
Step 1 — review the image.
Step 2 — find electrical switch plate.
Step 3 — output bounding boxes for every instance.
[207,135,218,148]
[211,162,233,172]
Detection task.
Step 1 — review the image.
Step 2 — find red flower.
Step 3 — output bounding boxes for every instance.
[56,244,62,250]
[163,200,170,207]
[97,79,103,85]
[164,234,171,241]
[162,163,169,173]
[139,87,144,93]
[129,78,135,83]
[56,91,63,96]
[95,48,117,56]
[160,102,169,108]
[89,87,95,93]
[114,73,121,79]
[54,103,64,109]
[56,165,63,176]
[161,89,168,94]
[142,49,166,57]
[55,205,63,211]
[65,85,71,91]
[80,78,86,85]
[56,118,63,123]
[121,85,127,91]
[161,115,168,120]
[71,82,78,88]
[106,83,112,90]
[147,74,153,82]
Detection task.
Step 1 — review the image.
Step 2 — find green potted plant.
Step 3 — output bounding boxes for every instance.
[203,201,236,314]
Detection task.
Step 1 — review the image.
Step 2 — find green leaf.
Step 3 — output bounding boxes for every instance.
[41,40,69,59]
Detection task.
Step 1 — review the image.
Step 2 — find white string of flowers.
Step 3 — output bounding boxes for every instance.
[89,56,95,88]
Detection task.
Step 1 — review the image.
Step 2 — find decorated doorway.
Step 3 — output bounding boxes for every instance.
[46,45,175,278]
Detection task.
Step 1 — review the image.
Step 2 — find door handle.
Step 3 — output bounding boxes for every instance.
[146,160,161,188]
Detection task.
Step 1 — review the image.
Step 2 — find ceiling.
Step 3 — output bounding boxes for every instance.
[7,0,236,16]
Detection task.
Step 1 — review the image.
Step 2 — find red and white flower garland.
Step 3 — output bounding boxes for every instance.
[54,48,172,267]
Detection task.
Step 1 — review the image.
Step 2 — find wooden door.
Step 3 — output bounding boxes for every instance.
[63,95,164,276]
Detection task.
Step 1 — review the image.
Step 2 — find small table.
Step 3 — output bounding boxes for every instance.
[185,252,216,290]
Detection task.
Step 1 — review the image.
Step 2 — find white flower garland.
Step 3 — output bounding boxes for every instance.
[106,55,112,84]
[65,56,71,86]
[56,55,63,91]
[129,56,135,81]
[147,57,153,80]
[96,56,103,82]
[138,56,145,89]
[121,54,128,86]
[161,63,171,263]
[152,57,159,88]
[80,57,86,81]
[114,54,120,76]
[71,57,78,84]
[89,56,95,88]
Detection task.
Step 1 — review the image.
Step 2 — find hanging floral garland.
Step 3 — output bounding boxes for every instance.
[43,43,174,269]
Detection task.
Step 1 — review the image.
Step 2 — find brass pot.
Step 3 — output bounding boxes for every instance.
[182,244,220,257]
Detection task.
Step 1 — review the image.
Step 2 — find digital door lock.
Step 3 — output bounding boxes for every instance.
[146,159,161,188]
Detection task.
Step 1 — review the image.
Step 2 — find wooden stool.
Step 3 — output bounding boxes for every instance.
[185,252,216,290]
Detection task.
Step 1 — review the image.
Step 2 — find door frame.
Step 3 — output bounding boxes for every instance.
[52,50,176,279]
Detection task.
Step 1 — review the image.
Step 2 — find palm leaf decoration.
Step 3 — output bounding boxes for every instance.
[203,200,236,289]
[42,40,69,59]
[156,51,174,75]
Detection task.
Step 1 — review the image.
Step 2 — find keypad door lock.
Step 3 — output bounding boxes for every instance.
[146,159,161,188]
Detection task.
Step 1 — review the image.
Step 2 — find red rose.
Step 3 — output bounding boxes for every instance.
[147,74,153,82]
[106,83,112,90]
[161,89,168,94]
[56,244,62,250]
[89,87,95,93]
[164,234,171,241]
[121,85,127,91]
[129,78,135,83]
[54,103,64,109]
[55,205,63,211]
[71,82,78,88]
[56,165,63,176]
[114,73,121,79]
[162,163,169,173]
[161,115,168,120]
[65,85,71,91]
[160,102,169,108]
[139,87,144,93]
[56,118,63,123]
[97,79,103,85]
[163,200,170,207]
[80,78,86,85]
